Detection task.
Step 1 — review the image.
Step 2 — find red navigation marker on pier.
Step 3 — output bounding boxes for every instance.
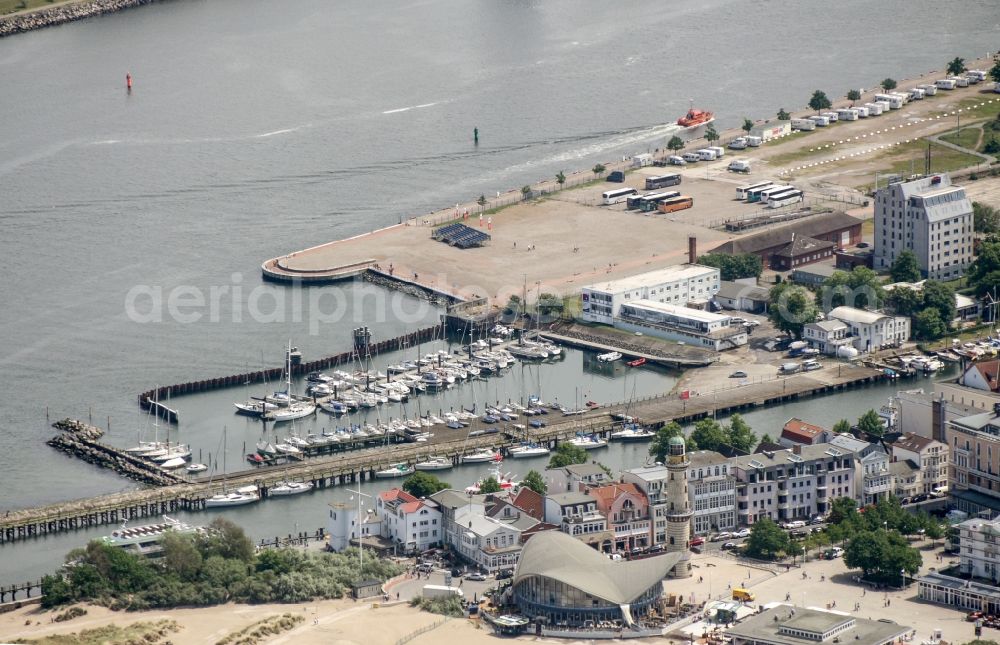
[126,72,132,90]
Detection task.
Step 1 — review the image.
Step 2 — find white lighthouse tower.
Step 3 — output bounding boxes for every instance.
[665,435,692,578]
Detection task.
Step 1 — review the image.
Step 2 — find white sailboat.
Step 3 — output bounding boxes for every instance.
[568,434,608,450]
[508,442,550,459]
[462,448,501,463]
[269,480,314,496]
[271,341,316,423]
[205,428,260,508]
[374,463,415,478]
[414,455,453,471]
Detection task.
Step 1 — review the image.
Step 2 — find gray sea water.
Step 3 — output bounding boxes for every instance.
[0,0,995,582]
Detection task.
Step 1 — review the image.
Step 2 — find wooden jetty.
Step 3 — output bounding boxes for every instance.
[2,363,884,545]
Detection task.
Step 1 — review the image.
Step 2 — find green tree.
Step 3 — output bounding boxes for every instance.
[889,250,922,283]
[985,138,1000,156]
[828,496,859,525]
[548,442,589,469]
[974,202,1000,234]
[991,58,1000,83]
[821,266,884,310]
[521,185,532,200]
[592,163,606,179]
[40,574,73,608]
[705,124,720,146]
[667,136,685,152]
[202,518,255,563]
[690,418,728,451]
[744,518,791,560]
[161,532,203,582]
[403,471,451,498]
[809,90,832,114]
[777,108,791,121]
[967,239,1000,297]
[478,476,502,494]
[742,118,754,135]
[832,419,852,434]
[922,280,956,327]
[477,194,487,211]
[844,530,921,584]
[522,470,546,495]
[759,432,775,445]
[726,414,757,453]
[885,286,923,316]
[881,78,897,91]
[649,421,687,463]
[857,409,884,438]
[914,308,948,340]
[697,252,763,281]
[769,282,818,339]
[946,57,967,77]
[555,171,566,189]
[846,89,861,105]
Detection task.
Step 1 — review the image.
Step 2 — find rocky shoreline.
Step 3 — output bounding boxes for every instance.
[0,0,163,38]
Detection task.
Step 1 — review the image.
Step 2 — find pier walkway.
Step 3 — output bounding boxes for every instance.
[2,364,883,544]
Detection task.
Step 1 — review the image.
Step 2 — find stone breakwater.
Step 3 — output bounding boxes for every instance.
[0,0,162,38]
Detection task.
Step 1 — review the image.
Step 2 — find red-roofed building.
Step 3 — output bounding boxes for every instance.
[961,360,1000,393]
[375,487,442,553]
[589,483,651,553]
[779,418,831,448]
[511,487,545,521]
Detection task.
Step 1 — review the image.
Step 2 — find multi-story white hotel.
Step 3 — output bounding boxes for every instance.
[581,264,720,325]
[873,173,973,280]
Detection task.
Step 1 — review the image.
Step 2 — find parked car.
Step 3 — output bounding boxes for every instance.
[721,542,738,551]
[710,532,732,542]
[690,536,706,547]
[734,528,751,538]
[730,370,748,378]
[668,155,687,166]
[783,520,806,529]
[465,572,488,581]
[495,569,513,580]
[809,515,826,525]
[606,170,625,182]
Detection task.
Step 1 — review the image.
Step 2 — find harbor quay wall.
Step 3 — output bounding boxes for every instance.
[5,364,885,546]
[0,0,165,38]
[136,323,446,420]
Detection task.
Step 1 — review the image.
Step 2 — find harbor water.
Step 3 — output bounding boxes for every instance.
[0,0,995,581]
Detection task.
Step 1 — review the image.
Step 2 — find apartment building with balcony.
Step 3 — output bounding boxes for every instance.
[958,514,1000,583]
[687,451,737,534]
[734,444,857,525]
[589,483,651,552]
[890,432,949,494]
[947,404,1000,516]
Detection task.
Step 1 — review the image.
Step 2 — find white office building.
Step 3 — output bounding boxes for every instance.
[581,264,720,324]
[826,306,910,353]
[958,514,1000,582]
[615,300,748,351]
[873,174,974,280]
[687,451,738,535]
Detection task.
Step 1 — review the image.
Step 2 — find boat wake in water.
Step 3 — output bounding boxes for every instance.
[382,102,438,115]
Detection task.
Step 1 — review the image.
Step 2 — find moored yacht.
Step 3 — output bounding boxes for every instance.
[568,434,608,450]
[461,448,501,463]
[269,481,314,496]
[508,442,550,459]
[414,455,453,471]
[374,463,415,478]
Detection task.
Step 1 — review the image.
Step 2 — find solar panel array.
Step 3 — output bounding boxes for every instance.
[432,223,492,248]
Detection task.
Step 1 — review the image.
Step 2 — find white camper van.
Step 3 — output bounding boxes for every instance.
[918,83,937,96]
[697,149,718,161]
[808,115,830,127]
[836,108,859,121]
[791,118,817,131]
[935,78,957,90]
[854,105,870,118]
[864,102,884,116]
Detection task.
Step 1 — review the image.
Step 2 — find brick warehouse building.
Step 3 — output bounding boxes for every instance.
[710,212,863,269]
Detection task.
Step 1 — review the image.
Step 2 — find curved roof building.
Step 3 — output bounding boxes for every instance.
[512,531,681,627]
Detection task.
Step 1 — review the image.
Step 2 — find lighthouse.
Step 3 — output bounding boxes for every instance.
[664,435,693,578]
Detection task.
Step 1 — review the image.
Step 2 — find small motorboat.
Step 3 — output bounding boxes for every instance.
[596,351,622,363]
[186,462,208,474]
[627,357,646,367]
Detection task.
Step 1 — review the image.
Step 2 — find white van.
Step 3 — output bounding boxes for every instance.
[745,136,763,147]
[697,149,718,161]
[728,160,751,174]
[791,118,816,131]
[681,152,701,163]
[668,155,687,166]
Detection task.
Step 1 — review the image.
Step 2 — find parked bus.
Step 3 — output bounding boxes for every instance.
[658,196,694,213]
[640,191,681,211]
[757,185,795,203]
[602,187,638,205]
[625,193,647,210]
[736,181,772,201]
[767,190,804,209]
[645,173,681,190]
[746,184,789,203]
[763,187,799,205]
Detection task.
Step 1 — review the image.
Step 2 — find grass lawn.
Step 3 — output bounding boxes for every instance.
[0,0,63,16]
[874,139,985,177]
[15,619,180,645]
[939,126,982,150]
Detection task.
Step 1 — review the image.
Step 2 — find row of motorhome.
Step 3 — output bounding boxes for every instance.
[788,80,964,132]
